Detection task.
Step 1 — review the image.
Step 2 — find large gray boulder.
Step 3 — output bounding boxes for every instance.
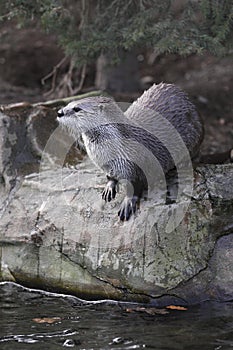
[0,99,232,305]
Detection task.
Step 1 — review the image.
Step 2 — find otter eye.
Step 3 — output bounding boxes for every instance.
[73,106,82,113]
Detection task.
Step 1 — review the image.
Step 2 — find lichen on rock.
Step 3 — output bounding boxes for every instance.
[0,98,233,305]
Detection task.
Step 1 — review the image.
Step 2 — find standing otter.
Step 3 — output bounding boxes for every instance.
[57,83,204,220]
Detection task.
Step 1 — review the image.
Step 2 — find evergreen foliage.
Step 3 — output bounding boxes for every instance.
[1,0,232,65]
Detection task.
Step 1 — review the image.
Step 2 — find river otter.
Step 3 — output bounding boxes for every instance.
[57,83,204,221]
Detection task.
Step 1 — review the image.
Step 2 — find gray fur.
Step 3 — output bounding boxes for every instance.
[57,83,204,220]
[125,83,203,158]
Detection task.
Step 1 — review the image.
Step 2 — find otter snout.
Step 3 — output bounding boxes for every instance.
[57,109,65,118]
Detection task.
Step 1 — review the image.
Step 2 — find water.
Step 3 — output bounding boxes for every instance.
[0,282,233,349]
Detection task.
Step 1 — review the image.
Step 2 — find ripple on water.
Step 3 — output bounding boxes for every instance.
[0,282,233,350]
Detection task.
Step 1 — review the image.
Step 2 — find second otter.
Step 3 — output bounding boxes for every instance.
[57,83,204,221]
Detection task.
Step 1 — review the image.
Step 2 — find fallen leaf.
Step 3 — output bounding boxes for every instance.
[32,317,61,324]
[166,305,188,311]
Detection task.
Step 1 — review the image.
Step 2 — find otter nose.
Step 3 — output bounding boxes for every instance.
[57,109,64,118]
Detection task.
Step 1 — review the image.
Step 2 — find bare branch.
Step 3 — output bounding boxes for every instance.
[73,64,87,94]
[41,56,68,86]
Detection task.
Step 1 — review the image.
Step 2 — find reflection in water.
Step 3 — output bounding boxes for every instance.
[0,282,233,349]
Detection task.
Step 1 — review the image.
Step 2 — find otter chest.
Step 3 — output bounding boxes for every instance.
[82,132,110,169]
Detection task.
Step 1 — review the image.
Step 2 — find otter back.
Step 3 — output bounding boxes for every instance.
[125,83,204,158]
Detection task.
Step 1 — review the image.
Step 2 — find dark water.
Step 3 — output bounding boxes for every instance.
[0,283,233,349]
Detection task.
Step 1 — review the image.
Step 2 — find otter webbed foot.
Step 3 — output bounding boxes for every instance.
[118,196,139,221]
[102,179,117,202]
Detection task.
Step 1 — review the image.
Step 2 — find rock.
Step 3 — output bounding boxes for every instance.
[0,98,233,305]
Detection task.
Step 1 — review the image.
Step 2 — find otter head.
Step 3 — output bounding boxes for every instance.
[57,96,124,138]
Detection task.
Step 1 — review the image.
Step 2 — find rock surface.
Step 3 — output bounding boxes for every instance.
[0,98,232,305]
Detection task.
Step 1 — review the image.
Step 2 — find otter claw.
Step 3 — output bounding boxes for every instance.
[102,180,117,202]
[118,196,138,221]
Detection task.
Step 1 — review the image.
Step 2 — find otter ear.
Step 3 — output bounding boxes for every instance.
[98,104,105,112]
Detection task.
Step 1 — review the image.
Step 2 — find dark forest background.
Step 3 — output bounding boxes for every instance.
[0,0,232,154]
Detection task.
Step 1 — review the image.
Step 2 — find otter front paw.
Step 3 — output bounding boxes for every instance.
[102,180,117,202]
[118,196,138,221]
